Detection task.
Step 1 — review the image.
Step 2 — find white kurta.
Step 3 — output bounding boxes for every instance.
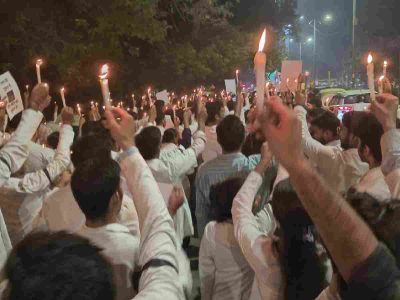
[294,106,369,194]
[199,221,255,300]
[381,128,400,198]
[353,167,391,202]
[78,223,140,300]
[0,124,74,245]
[0,208,11,273]
[232,171,284,300]
[202,125,222,162]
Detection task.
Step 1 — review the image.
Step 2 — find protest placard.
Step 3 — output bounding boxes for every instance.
[0,72,23,120]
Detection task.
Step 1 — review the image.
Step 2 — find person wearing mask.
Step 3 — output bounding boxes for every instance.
[199,177,255,300]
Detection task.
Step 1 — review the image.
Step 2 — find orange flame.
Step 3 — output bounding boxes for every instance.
[36,59,43,66]
[99,64,109,80]
[258,29,267,52]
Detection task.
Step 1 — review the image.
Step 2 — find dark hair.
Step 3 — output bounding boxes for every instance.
[346,190,400,266]
[353,113,384,163]
[308,93,322,108]
[210,177,245,222]
[135,126,161,160]
[242,132,263,157]
[71,158,120,221]
[217,115,245,153]
[306,108,325,123]
[311,111,340,136]
[6,112,23,132]
[71,134,112,168]
[46,132,60,150]
[155,111,165,126]
[272,179,327,299]
[227,100,235,112]
[206,101,224,124]
[81,121,107,137]
[154,100,165,112]
[162,128,178,144]
[341,111,365,135]
[5,231,115,300]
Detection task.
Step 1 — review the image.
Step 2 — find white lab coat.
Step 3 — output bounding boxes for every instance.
[78,223,140,300]
[294,106,369,194]
[0,124,74,245]
[232,171,284,300]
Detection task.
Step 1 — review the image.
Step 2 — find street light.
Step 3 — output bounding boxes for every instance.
[307,37,313,43]
[323,14,333,22]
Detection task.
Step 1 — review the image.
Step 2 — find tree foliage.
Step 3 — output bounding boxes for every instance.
[0,0,298,101]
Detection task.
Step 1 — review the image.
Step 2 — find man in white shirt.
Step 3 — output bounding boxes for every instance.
[352,112,391,201]
[202,100,225,162]
[0,103,74,245]
[72,156,139,300]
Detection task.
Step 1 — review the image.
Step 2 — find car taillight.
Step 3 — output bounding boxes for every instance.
[338,105,353,112]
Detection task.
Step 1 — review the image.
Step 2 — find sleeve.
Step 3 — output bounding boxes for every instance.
[380,129,400,197]
[195,172,211,239]
[345,243,400,300]
[135,116,150,130]
[0,132,11,147]
[119,150,184,299]
[1,125,74,194]
[294,106,338,167]
[179,128,192,149]
[224,105,230,117]
[199,223,216,300]
[0,109,44,186]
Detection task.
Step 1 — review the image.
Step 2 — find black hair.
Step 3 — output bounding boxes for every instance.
[227,101,235,112]
[154,100,165,112]
[242,132,263,157]
[341,111,365,135]
[210,177,245,222]
[216,115,245,153]
[353,113,384,163]
[162,128,178,144]
[70,134,112,168]
[272,179,327,300]
[306,108,325,123]
[71,158,120,221]
[6,112,23,132]
[155,111,165,126]
[135,126,161,160]
[311,111,340,136]
[46,132,60,150]
[307,93,322,108]
[5,231,115,300]
[206,101,224,124]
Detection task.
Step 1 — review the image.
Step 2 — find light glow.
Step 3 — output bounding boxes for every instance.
[258,29,267,52]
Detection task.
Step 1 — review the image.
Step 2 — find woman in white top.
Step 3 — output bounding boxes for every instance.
[232,152,329,299]
[199,177,255,300]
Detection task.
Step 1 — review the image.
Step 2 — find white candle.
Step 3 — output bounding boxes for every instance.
[378,75,384,94]
[383,60,388,77]
[25,85,29,92]
[60,87,66,107]
[77,104,81,116]
[36,59,43,84]
[367,54,376,102]
[254,29,267,112]
[236,69,240,88]
[99,64,111,110]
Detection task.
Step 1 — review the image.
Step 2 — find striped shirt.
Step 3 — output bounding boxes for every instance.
[195,152,260,238]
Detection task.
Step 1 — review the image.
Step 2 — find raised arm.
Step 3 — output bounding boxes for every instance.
[262,97,378,282]
[0,84,51,186]
[103,107,184,299]
[1,107,74,194]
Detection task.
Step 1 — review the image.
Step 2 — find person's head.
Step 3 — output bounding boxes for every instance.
[135,126,162,160]
[210,177,245,222]
[71,158,122,226]
[217,115,245,153]
[307,93,322,109]
[272,179,327,300]
[162,128,179,145]
[340,111,366,150]
[306,107,325,125]
[155,111,166,127]
[155,99,165,112]
[241,132,263,156]
[353,113,384,167]
[81,121,116,151]
[71,134,112,168]
[46,131,60,149]
[206,100,225,125]
[310,111,340,145]
[4,231,115,300]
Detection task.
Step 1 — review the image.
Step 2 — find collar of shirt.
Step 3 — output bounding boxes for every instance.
[82,223,131,234]
[326,139,341,148]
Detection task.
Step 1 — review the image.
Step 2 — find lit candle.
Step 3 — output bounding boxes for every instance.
[254,29,267,112]
[36,59,43,84]
[378,75,384,94]
[25,85,29,92]
[99,64,111,110]
[367,54,376,102]
[236,69,240,87]
[383,60,388,77]
[77,104,81,116]
[96,102,99,108]
[60,87,66,108]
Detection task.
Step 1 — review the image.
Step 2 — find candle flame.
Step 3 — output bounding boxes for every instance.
[26,85,29,89]
[236,69,239,74]
[60,87,65,93]
[286,78,290,83]
[379,75,385,81]
[305,71,310,76]
[36,59,43,66]
[147,88,151,93]
[258,29,267,52]
[367,54,373,64]
[99,64,109,79]
[384,60,388,67]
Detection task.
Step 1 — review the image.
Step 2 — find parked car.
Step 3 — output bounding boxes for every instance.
[327,90,372,121]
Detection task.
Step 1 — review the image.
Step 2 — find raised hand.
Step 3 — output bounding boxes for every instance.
[371,93,399,132]
[61,107,74,125]
[29,83,51,112]
[103,107,136,150]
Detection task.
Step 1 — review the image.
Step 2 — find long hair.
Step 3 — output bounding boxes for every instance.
[272,179,327,299]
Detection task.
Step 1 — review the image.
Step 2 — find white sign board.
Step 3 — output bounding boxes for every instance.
[280,60,303,92]
[0,72,23,120]
[224,79,237,95]
[156,90,169,103]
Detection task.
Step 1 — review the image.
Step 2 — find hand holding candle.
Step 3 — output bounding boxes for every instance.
[378,75,384,94]
[254,29,267,113]
[383,60,388,77]
[99,64,111,110]
[367,54,376,102]
[36,59,43,84]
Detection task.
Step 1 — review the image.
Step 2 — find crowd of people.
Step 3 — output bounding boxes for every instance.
[0,81,399,300]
